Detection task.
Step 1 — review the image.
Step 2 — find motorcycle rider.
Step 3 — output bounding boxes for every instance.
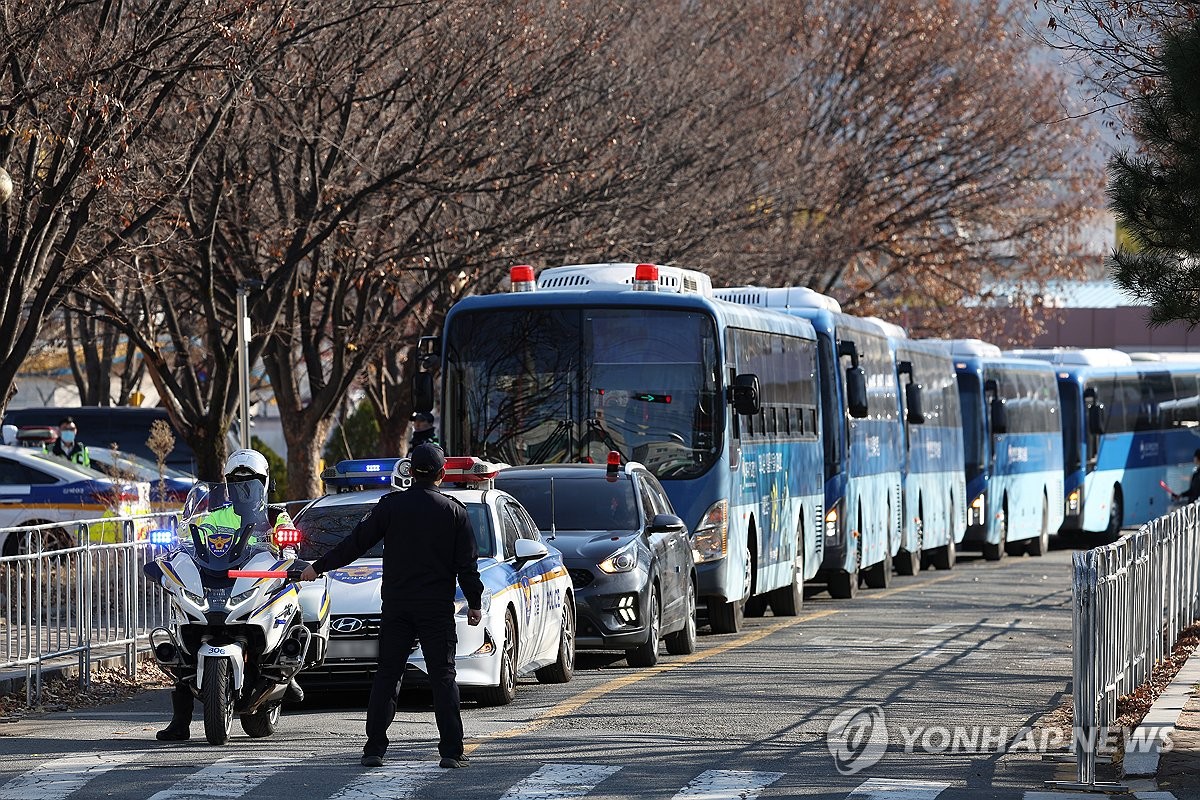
[148,448,305,742]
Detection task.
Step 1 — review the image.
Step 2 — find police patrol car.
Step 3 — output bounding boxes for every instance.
[293,455,575,705]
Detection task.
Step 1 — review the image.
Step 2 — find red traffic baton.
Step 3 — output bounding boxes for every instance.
[229,570,288,578]
[1160,480,1174,494]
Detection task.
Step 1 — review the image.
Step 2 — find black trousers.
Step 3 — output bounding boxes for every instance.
[365,603,462,759]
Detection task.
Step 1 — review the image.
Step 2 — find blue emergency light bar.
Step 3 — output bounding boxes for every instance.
[322,458,402,492]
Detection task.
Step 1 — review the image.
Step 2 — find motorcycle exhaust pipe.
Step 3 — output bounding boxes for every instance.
[149,627,185,666]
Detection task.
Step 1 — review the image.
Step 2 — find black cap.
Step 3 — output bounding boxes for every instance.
[411,411,435,424]
[409,443,445,477]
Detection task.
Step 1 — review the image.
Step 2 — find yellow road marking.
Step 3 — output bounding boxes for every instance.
[860,571,960,599]
[464,607,839,752]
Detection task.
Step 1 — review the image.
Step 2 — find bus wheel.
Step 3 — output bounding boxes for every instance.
[895,516,921,576]
[982,505,1007,561]
[768,545,803,616]
[708,597,743,634]
[828,569,858,599]
[930,536,956,570]
[862,546,891,589]
[1027,498,1050,557]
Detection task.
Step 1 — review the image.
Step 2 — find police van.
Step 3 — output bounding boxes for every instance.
[292,456,575,705]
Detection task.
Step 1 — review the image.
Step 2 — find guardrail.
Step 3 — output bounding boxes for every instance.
[0,515,172,706]
[1057,503,1200,790]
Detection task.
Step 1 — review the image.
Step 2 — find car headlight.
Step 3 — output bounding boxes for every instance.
[598,541,638,574]
[455,587,492,616]
[691,499,728,563]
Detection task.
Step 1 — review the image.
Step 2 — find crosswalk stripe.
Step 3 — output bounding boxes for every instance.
[0,753,141,800]
[669,769,784,799]
[497,763,622,799]
[147,756,291,800]
[848,778,950,799]
[1133,794,1179,800]
[326,761,447,800]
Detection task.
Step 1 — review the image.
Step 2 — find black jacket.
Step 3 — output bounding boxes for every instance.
[1182,468,1200,503]
[312,483,484,609]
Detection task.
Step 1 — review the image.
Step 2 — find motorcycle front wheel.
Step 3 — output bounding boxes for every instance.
[202,657,235,745]
[240,701,281,738]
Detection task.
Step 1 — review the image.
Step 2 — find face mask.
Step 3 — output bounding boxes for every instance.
[60,431,76,445]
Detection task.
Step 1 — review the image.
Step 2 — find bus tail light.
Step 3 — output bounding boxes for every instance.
[510,265,536,292]
[692,499,728,563]
[968,494,986,526]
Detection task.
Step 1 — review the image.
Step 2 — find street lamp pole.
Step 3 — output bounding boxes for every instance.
[236,284,252,450]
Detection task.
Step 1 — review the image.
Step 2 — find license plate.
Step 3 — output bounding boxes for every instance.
[329,640,378,660]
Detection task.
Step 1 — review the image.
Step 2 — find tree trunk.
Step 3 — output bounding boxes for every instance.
[282,415,331,501]
[190,418,232,483]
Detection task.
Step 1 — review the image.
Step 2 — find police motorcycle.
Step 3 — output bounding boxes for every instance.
[144,480,331,745]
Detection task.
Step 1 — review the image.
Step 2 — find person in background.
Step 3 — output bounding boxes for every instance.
[1,424,16,446]
[51,416,90,468]
[409,411,439,453]
[1171,448,1200,505]
[300,443,482,770]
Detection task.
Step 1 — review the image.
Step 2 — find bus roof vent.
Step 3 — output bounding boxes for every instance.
[1006,348,1133,366]
[943,339,1003,357]
[535,263,712,296]
[713,285,842,313]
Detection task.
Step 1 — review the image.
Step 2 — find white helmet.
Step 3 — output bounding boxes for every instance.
[223,448,270,486]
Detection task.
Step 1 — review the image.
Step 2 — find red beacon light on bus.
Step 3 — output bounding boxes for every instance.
[510,264,537,293]
[632,263,659,292]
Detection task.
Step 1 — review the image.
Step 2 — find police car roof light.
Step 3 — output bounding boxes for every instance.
[442,456,505,482]
[510,264,536,293]
[326,458,402,492]
[606,450,621,481]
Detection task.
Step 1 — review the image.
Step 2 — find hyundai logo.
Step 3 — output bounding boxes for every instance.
[331,617,365,633]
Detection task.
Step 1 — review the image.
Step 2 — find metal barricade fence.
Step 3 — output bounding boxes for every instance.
[0,514,174,706]
[1063,503,1200,789]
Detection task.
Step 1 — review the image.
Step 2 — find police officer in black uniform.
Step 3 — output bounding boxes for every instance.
[1172,448,1200,505]
[300,444,483,769]
[409,411,439,452]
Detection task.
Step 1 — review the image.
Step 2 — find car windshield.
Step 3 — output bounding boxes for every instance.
[91,449,192,480]
[496,475,638,532]
[30,450,122,483]
[295,499,493,560]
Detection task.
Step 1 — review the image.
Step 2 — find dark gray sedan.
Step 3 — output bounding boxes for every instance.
[495,461,697,667]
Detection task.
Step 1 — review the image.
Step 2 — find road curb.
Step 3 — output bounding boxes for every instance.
[1122,651,1200,778]
[0,648,154,701]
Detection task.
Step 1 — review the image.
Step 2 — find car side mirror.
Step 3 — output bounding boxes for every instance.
[514,537,548,568]
[648,513,686,534]
[728,373,761,416]
[990,396,1008,435]
[845,366,868,418]
[1088,402,1105,435]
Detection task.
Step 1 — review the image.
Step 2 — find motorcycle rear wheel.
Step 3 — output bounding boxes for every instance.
[202,658,235,745]
[240,700,281,738]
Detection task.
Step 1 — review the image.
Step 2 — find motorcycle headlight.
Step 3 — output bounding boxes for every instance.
[229,586,260,607]
[598,541,638,574]
[181,588,206,608]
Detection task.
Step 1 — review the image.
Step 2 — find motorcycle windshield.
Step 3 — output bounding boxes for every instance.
[180,481,270,571]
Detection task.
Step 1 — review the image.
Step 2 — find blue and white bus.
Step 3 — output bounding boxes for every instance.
[945,341,1065,558]
[715,287,902,599]
[890,337,967,572]
[426,263,826,633]
[1009,349,1200,536]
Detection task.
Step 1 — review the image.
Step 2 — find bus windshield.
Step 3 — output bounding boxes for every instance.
[958,372,986,482]
[445,307,720,479]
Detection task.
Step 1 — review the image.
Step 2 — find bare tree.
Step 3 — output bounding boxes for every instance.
[0,1,293,417]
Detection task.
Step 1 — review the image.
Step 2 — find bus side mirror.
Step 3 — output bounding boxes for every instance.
[845,367,868,418]
[412,336,439,413]
[905,383,925,424]
[728,374,761,417]
[990,396,1008,434]
[1088,403,1105,435]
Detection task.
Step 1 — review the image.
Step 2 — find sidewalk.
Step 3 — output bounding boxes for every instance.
[1123,649,1200,792]
[0,646,153,707]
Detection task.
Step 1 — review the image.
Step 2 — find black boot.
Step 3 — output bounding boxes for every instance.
[156,686,193,741]
[284,678,304,703]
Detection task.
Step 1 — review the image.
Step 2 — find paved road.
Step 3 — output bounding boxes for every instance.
[0,544,1173,799]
